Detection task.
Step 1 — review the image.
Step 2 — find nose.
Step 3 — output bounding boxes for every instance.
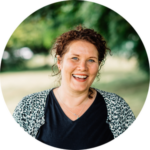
[77,60,88,71]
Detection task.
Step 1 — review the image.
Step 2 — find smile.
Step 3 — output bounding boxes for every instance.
[72,74,88,82]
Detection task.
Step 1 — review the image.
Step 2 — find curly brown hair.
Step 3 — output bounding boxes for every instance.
[51,25,111,98]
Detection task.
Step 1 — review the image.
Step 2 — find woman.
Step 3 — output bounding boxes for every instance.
[13,25,135,149]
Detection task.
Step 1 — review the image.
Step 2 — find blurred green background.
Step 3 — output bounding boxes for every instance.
[0,1,149,117]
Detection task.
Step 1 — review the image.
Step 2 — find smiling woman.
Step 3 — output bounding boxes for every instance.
[13,25,135,149]
[56,40,99,95]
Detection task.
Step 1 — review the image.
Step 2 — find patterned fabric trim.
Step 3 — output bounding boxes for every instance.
[96,89,135,138]
[13,88,135,138]
[13,89,51,137]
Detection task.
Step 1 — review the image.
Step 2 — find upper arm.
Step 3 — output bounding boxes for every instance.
[112,94,136,138]
[12,90,49,137]
[117,95,136,131]
[96,89,136,138]
[13,95,32,133]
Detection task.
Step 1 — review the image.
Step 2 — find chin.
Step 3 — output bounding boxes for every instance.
[71,84,89,92]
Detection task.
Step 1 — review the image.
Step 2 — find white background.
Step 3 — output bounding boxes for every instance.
[0,0,150,150]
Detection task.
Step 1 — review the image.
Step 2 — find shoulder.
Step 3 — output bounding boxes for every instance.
[96,88,131,110]
[96,88,136,138]
[96,89,128,108]
[13,89,52,137]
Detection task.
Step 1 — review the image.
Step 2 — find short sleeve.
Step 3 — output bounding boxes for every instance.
[12,90,50,137]
[117,95,136,132]
[13,95,33,134]
[110,94,136,138]
[97,89,136,138]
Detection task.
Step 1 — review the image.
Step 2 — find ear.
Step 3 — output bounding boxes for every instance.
[56,55,62,70]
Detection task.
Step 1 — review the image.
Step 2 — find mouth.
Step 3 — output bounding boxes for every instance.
[72,74,88,82]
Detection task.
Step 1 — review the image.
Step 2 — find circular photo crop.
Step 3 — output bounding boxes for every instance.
[0,0,149,150]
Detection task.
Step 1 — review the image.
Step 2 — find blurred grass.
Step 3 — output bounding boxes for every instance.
[0,69,149,118]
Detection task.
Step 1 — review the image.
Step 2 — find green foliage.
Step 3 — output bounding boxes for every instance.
[1,0,149,73]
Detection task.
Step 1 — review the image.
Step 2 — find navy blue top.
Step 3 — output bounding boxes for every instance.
[36,89,114,149]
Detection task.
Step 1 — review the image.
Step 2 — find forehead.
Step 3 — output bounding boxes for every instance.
[65,40,98,57]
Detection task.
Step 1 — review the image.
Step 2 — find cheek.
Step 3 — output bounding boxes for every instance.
[62,60,77,72]
[89,64,99,76]
[62,61,76,81]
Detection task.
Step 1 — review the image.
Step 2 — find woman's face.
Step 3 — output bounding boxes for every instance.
[57,40,99,92]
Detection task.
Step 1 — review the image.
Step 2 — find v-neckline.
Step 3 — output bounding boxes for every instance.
[51,87,98,123]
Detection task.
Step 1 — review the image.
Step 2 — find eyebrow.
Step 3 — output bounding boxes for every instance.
[71,54,98,59]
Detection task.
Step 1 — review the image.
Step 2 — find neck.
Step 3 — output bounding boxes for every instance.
[56,85,90,108]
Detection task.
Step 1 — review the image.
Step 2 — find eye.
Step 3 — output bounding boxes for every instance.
[88,59,95,62]
[72,57,78,60]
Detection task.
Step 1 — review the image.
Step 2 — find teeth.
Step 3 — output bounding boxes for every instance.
[72,74,88,79]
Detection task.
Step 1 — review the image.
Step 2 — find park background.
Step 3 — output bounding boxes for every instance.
[0,0,149,118]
